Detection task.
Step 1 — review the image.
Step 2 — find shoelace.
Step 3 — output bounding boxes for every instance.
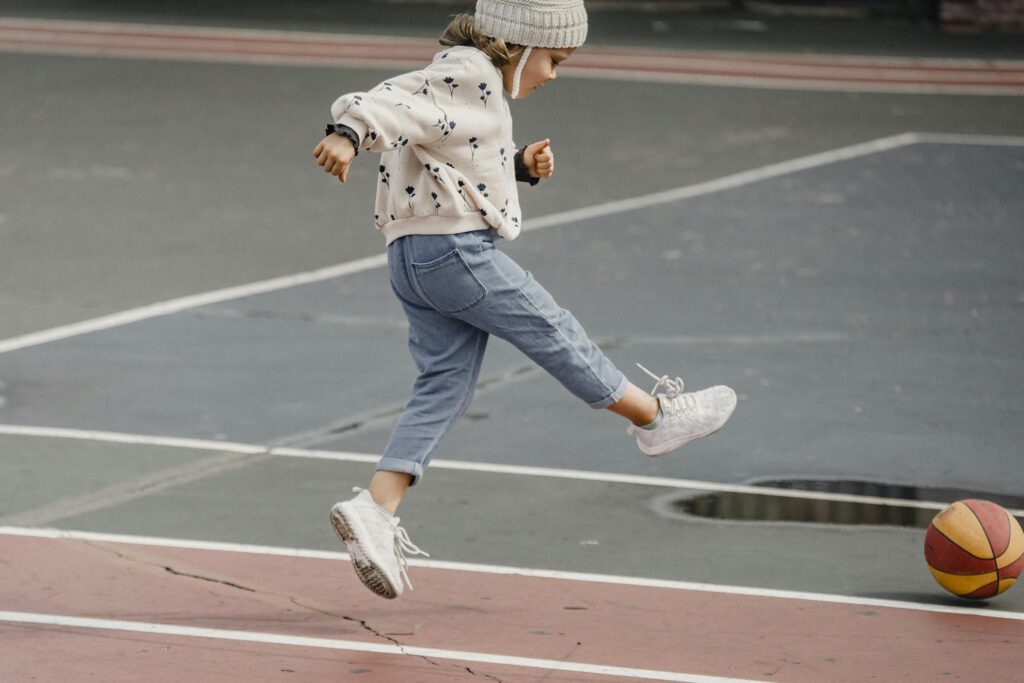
[352,487,430,591]
[636,362,684,399]
[390,520,430,591]
[627,363,699,434]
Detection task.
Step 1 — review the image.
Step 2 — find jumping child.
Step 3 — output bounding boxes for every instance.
[313,0,737,599]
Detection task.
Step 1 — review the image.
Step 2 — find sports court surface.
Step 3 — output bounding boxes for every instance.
[1,3,1022,681]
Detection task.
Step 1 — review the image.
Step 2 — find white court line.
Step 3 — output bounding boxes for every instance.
[0,253,387,355]
[912,132,1024,146]
[0,424,268,454]
[0,612,765,683]
[2,132,1022,355]
[523,131,921,232]
[0,130,956,355]
[4,423,1022,516]
[2,526,1022,623]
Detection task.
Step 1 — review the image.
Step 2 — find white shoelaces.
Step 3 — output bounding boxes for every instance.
[390,520,430,590]
[635,362,699,418]
[351,486,429,591]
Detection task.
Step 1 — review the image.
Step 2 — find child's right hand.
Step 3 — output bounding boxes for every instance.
[313,134,357,184]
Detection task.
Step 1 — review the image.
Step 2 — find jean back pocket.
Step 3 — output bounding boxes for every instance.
[411,248,487,314]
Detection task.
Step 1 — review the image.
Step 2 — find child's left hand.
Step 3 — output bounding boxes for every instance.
[523,139,554,179]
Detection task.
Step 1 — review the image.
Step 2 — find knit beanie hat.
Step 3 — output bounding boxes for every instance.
[474,0,588,50]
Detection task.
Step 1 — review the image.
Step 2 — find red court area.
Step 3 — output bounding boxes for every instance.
[1,534,1022,682]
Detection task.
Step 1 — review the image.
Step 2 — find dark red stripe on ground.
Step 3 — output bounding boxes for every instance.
[4,22,1023,73]
[1,21,1023,90]
[565,61,1024,86]
[1,535,1022,682]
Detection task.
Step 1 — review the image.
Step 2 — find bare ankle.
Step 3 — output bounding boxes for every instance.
[636,396,660,426]
[607,382,660,425]
[368,471,413,515]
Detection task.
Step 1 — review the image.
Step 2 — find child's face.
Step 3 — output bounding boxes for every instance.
[503,47,576,99]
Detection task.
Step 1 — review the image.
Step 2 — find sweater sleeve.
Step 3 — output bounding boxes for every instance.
[330,66,462,155]
[514,148,541,186]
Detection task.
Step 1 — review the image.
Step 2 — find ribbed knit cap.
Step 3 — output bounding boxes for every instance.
[475,0,588,49]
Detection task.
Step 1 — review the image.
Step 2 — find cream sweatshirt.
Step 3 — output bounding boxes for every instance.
[331,46,528,246]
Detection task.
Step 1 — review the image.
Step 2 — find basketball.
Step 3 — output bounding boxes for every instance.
[924,499,1024,599]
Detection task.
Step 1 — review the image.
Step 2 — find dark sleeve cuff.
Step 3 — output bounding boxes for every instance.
[514,149,540,186]
[326,123,360,156]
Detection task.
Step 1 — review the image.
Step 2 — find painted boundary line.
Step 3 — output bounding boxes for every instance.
[912,132,1024,146]
[2,17,1022,71]
[2,526,1022,623]
[0,253,387,354]
[558,68,1024,95]
[5,131,1021,355]
[1,18,1022,95]
[0,42,1017,95]
[1,424,1022,517]
[523,131,917,231]
[0,610,762,683]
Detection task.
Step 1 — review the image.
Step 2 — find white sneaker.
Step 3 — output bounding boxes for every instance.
[626,363,737,457]
[329,488,429,599]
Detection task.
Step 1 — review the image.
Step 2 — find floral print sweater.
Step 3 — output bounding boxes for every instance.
[331,45,533,246]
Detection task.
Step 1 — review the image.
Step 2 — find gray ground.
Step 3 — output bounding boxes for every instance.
[1,2,1022,611]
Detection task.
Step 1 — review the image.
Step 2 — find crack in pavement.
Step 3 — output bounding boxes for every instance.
[77,539,503,678]
[285,599,493,678]
[464,666,504,681]
[162,565,257,593]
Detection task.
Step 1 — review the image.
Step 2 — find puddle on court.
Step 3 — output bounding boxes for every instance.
[673,480,1024,529]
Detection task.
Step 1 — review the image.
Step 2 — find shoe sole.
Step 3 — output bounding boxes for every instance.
[639,423,725,456]
[329,504,399,600]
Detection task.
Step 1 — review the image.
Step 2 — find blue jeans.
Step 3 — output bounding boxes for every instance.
[380,228,629,485]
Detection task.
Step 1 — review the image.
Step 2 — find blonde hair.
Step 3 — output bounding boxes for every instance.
[439,13,524,68]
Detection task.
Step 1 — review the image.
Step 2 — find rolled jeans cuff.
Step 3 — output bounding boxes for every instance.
[587,371,630,410]
[375,457,425,488]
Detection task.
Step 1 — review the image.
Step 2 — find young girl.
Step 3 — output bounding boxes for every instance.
[313,0,736,600]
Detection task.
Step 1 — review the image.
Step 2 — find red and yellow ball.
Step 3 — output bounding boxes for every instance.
[924,499,1024,599]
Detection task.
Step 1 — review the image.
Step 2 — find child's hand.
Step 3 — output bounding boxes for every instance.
[313,133,357,184]
[523,138,554,179]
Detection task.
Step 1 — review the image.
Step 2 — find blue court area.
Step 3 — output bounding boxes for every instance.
[1,141,1021,489]
[1,138,1022,606]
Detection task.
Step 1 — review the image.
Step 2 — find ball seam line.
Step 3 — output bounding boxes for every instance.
[929,523,998,564]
